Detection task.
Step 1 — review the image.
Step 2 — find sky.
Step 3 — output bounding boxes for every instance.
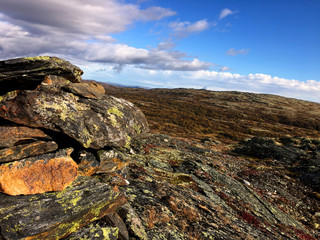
[0,0,319,102]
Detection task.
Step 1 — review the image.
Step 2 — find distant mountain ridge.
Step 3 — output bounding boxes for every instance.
[97,80,320,143]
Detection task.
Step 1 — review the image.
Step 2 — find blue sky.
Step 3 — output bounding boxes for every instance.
[0,0,319,102]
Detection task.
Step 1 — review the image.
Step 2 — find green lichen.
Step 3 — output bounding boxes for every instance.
[133,124,142,134]
[107,107,124,127]
[124,134,131,149]
[0,90,18,102]
[35,93,89,121]
[82,128,94,148]
[24,56,54,61]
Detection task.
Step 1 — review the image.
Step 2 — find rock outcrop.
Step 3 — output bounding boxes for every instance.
[0,56,148,239]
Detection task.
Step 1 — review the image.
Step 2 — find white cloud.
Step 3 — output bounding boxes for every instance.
[219,8,236,20]
[169,19,210,38]
[219,66,232,72]
[157,41,176,50]
[225,48,250,56]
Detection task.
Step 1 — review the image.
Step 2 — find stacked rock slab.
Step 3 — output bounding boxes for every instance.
[0,56,149,239]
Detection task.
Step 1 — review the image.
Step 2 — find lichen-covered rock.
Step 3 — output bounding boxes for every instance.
[64,223,119,240]
[103,212,129,240]
[97,149,129,174]
[0,87,149,149]
[0,176,126,239]
[0,56,83,94]
[0,125,52,148]
[234,137,320,191]
[0,148,78,195]
[64,81,106,99]
[117,203,148,240]
[119,133,319,239]
[0,140,58,163]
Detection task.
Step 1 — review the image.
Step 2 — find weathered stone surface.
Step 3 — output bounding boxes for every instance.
[0,87,149,149]
[64,81,106,99]
[234,137,320,191]
[0,140,58,163]
[0,148,78,195]
[97,149,129,174]
[64,223,119,240]
[119,134,319,239]
[40,75,71,87]
[0,125,51,148]
[0,176,126,239]
[103,212,129,240]
[77,150,100,176]
[117,203,147,240]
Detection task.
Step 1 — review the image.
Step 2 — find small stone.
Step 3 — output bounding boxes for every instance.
[0,148,78,195]
[40,75,70,87]
[77,150,100,176]
[64,81,106,99]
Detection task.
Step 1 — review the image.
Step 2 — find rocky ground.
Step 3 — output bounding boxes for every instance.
[0,57,320,239]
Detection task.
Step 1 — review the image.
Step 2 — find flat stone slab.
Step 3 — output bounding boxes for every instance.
[0,125,51,148]
[0,56,83,94]
[0,140,58,163]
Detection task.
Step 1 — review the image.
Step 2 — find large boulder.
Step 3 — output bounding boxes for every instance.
[0,56,83,94]
[0,85,149,149]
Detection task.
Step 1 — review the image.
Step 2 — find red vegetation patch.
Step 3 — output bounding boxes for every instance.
[238,211,261,228]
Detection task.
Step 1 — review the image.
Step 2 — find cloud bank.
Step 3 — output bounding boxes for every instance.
[0,0,212,71]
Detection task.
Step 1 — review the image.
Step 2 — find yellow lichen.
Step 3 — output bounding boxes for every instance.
[133,124,142,134]
[107,107,124,118]
[24,56,54,61]
[124,134,131,148]
[35,92,89,122]
[101,227,119,238]
[0,90,18,102]
[82,128,94,148]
